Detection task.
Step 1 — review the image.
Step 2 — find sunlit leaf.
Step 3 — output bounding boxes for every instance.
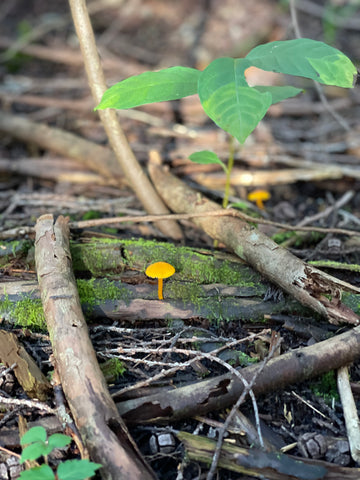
[246,39,356,88]
[198,57,272,144]
[95,66,200,110]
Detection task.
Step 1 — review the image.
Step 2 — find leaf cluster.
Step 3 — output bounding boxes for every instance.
[19,426,101,480]
[95,39,356,145]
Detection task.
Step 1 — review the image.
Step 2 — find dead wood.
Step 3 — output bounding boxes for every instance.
[0,36,144,76]
[148,161,360,325]
[116,323,360,424]
[34,214,155,480]
[0,330,50,401]
[0,110,122,180]
[68,0,183,241]
[0,278,311,326]
[177,431,360,480]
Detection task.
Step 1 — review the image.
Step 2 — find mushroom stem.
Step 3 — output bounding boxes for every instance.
[256,199,264,209]
[158,278,163,300]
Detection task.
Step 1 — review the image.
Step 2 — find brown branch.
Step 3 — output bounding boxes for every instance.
[147,161,360,325]
[178,431,360,479]
[0,110,122,180]
[34,214,155,480]
[67,0,183,240]
[116,323,360,424]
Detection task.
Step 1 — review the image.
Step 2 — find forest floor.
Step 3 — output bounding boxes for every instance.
[1,1,360,479]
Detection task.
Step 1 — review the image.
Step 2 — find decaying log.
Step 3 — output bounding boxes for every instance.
[148,160,360,325]
[0,330,50,401]
[177,431,360,480]
[116,323,360,424]
[35,214,155,480]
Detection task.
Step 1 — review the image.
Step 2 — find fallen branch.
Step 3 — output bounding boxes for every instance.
[177,431,360,479]
[0,110,122,180]
[68,0,182,241]
[148,160,360,325]
[35,214,155,480]
[116,323,360,424]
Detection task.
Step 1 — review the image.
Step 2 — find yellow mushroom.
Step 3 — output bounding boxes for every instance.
[247,189,271,210]
[145,261,175,300]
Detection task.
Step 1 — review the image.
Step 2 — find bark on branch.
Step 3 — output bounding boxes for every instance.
[148,161,360,325]
[35,214,155,480]
[117,322,360,424]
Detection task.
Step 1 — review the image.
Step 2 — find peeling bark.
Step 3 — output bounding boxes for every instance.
[148,162,360,325]
[35,214,155,480]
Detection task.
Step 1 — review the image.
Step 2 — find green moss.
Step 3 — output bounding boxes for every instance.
[0,240,32,266]
[166,281,204,305]
[237,351,259,366]
[81,210,101,221]
[100,358,126,382]
[77,278,131,308]
[0,293,46,330]
[309,371,339,403]
[71,239,127,276]
[121,238,259,287]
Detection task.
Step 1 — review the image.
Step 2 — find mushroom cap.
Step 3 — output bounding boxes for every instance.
[247,189,271,201]
[145,261,175,279]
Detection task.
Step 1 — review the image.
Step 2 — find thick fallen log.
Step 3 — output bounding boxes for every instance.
[35,214,155,480]
[148,160,360,325]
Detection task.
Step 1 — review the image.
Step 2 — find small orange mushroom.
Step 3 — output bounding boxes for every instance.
[145,261,175,300]
[247,189,271,210]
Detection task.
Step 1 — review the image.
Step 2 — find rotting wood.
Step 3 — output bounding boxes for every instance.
[0,330,50,401]
[35,214,156,480]
[148,160,360,325]
[177,431,360,480]
[116,323,360,424]
[0,278,312,327]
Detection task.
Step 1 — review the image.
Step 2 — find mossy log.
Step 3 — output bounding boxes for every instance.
[1,237,360,330]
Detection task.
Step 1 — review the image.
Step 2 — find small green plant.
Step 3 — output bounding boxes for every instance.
[95,38,356,207]
[19,426,101,480]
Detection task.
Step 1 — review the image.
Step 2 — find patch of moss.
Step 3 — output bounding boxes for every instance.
[77,278,131,308]
[121,238,260,288]
[309,371,339,403]
[341,292,360,315]
[0,293,46,330]
[100,358,126,383]
[81,210,101,221]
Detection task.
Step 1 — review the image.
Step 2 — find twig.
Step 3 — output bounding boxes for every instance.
[0,394,56,415]
[206,337,282,480]
[67,0,182,240]
[337,365,360,463]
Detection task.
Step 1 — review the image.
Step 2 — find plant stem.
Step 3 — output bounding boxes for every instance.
[222,135,235,209]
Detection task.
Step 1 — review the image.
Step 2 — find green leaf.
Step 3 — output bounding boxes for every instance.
[21,426,47,445]
[19,464,55,480]
[47,433,71,451]
[95,66,200,110]
[252,86,303,104]
[246,38,356,88]
[57,459,102,480]
[189,151,228,174]
[198,57,272,144]
[20,442,47,462]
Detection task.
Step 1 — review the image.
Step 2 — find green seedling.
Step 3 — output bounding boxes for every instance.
[96,38,356,207]
[19,426,101,480]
